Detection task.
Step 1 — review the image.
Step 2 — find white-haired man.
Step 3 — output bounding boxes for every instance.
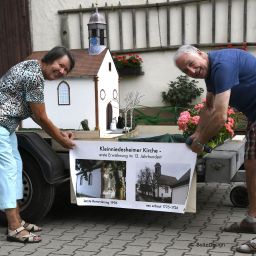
[174,44,256,253]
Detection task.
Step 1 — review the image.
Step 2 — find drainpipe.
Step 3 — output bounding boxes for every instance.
[94,76,99,130]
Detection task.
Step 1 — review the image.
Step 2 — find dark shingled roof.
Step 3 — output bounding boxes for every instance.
[171,169,191,188]
[26,48,108,78]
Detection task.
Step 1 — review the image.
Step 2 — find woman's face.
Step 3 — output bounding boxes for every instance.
[42,55,71,80]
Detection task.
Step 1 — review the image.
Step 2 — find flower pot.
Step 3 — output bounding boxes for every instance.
[118,66,143,76]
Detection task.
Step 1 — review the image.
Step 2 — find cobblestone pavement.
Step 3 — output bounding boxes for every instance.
[0,182,252,256]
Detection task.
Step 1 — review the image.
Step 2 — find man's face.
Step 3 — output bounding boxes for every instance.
[43,55,71,80]
[175,51,209,79]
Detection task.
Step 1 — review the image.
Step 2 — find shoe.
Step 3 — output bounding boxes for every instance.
[21,220,42,232]
[236,238,256,253]
[7,226,41,243]
[223,218,256,233]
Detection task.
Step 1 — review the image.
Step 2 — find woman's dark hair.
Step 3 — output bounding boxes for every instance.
[41,46,75,72]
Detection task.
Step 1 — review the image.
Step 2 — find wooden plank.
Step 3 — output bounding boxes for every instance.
[60,14,70,49]
[196,3,200,44]
[181,5,185,45]
[105,2,110,48]
[0,0,31,76]
[243,0,247,42]
[58,0,209,14]
[111,41,256,54]
[227,0,232,43]
[212,0,216,43]
[166,0,170,46]
[145,0,150,48]
[132,9,137,49]
[79,5,84,49]
[118,2,123,50]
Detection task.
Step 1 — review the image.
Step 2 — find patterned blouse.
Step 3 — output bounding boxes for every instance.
[0,60,45,133]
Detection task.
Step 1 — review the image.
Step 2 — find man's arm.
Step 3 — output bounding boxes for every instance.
[190,90,231,153]
[29,102,75,149]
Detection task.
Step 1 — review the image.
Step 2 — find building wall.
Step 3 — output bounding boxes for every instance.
[76,169,102,197]
[97,50,119,131]
[22,78,96,130]
[172,185,189,205]
[29,0,256,107]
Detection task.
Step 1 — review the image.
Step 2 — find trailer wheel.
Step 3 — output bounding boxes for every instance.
[230,185,249,208]
[19,151,55,222]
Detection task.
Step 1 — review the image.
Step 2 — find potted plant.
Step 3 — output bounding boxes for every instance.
[161,75,204,108]
[177,100,237,149]
[113,53,143,76]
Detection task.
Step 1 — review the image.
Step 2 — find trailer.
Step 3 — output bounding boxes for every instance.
[10,126,247,222]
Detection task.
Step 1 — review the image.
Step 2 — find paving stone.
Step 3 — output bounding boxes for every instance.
[142,242,168,252]
[116,232,138,241]
[138,252,164,256]
[202,224,222,231]
[77,230,105,239]
[176,233,197,241]
[127,237,153,246]
[21,248,58,256]
[43,239,68,249]
[209,253,233,256]
[116,245,145,255]
[7,251,31,256]
[164,248,189,256]
[216,235,240,243]
[196,231,221,239]
[134,230,158,238]
[179,227,203,234]
[66,238,92,246]
[73,251,96,256]
[94,248,123,256]
[168,240,195,249]
[54,245,84,255]
[103,239,127,249]
[53,232,78,241]
[0,245,24,255]
[90,235,113,244]
[154,234,177,244]
[77,242,106,252]
[209,245,236,254]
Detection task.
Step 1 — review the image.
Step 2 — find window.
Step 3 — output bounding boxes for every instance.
[80,176,83,186]
[165,186,169,193]
[58,81,70,105]
[88,173,92,185]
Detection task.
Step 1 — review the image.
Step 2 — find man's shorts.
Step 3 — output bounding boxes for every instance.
[245,121,256,160]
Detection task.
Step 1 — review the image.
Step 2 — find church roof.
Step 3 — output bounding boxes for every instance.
[26,48,108,78]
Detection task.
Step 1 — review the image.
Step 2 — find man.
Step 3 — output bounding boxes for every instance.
[0,46,75,243]
[174,44,256,254]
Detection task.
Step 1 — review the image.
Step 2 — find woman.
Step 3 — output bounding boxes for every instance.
[0,46,75,243]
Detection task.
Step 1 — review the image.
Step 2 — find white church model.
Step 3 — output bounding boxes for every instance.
[22,8,119,136]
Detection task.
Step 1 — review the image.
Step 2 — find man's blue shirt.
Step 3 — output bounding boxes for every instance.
[205,49,256,121]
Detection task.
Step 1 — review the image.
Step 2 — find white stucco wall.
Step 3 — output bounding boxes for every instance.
[22,78,96,130]
[172,185,189,205]
[76,169,102,197]
[97,50,119,131]
[29,0,256,108]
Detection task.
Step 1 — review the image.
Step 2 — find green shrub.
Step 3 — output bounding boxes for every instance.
[161,75,204,107]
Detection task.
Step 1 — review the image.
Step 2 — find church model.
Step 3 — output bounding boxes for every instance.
[22,8,119,136]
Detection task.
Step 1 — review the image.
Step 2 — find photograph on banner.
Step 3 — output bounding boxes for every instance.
[70,140,197,213]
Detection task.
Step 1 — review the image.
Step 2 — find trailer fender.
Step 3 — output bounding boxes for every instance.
[17,132,67,184]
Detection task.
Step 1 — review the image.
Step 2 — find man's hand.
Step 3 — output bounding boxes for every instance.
[190,139,204,154]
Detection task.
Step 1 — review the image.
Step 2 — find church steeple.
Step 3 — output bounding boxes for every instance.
[87,4,107,55]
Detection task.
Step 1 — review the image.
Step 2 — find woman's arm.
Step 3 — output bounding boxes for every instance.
[29,102,75,149]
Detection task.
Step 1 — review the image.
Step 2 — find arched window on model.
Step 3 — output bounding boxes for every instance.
[57,81,70,105]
